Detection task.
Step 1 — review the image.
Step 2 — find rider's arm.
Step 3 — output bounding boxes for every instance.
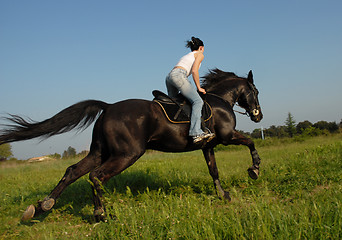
[192,52,206,94]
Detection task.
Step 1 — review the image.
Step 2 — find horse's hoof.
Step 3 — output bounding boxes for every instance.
[248,167,259,180]
[22,204,35,221]
[218,190,231,201]
[94,208,107,222]
[95,215,107,223]
[41,197,55,211]
[223,191,231,201]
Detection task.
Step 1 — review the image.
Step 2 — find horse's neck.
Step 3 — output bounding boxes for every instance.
[223,89,240,107]
[207,79,244,107]
[207,89,239,108]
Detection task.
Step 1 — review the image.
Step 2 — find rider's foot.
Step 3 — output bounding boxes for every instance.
[193,132,215,143]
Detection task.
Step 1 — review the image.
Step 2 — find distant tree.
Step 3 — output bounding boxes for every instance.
[264,125,274,137]
[0,143,13,160]
[285,112,296,137]
[77,150,89,158]
[49,153,61,159]
[296,120,313,134]
[327,122,339,133]
[313,121,328,130]
[301,126,323,137]
[277,126,288,138]
[265,125,288,138]
[251,128,262,139]
[62,146,77,159]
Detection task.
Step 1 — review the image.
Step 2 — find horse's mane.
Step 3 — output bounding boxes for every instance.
[201,68,240,90]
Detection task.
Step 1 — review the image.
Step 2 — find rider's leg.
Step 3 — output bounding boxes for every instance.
[181,86,204,137]
[166,69,204,136]
[165,73,179,97]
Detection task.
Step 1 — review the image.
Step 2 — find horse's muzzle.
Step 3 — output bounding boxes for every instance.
[250,109,263,122]
[252,109,259,116]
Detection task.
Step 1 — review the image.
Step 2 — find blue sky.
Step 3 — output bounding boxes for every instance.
[1,0,341,159]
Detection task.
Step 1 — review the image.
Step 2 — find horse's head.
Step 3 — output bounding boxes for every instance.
[202,68,263,123]
[237,71,263,122]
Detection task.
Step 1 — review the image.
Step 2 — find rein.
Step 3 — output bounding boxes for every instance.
[205,93,249,116]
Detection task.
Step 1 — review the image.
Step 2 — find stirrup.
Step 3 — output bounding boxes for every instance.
[193,132,215,143]
[204,128,216,142]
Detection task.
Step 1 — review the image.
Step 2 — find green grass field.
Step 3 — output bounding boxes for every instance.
[1,134,341,239]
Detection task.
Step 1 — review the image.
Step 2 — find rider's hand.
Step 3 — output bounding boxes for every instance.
[198,87,206,94]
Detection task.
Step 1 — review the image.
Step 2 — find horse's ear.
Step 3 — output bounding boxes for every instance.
[247,70,253,84]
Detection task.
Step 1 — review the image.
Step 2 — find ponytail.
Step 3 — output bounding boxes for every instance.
[186,36,204,51]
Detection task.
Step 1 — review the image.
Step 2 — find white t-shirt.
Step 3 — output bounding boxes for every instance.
[175,51,199,76]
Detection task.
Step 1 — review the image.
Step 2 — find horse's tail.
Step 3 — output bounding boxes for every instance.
[0,100,109,145]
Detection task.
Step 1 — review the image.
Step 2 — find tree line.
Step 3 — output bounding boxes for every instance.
[1,112,341,160]
[248,113,341,139]
[48,146,89,160]
[0,145,89,162]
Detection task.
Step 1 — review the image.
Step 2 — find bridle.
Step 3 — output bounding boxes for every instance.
[246,81,261,117]
[205,82,260,117]
[205,92,249,116]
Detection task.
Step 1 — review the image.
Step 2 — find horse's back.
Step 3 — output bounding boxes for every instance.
[98,98,194,153]
[98,99,157,149]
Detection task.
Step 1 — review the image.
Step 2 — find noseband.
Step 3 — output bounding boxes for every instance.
[245,81,260,117]
[206,81,260,117]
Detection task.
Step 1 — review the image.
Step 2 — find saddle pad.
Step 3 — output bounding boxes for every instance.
[153,99,213,124]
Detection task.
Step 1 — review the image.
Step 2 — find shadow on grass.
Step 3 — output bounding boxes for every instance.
[20,168,215,224]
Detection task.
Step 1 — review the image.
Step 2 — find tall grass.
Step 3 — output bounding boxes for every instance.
[0,134,341,239]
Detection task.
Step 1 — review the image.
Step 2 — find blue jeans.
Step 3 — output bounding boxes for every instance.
[165,68,204,137]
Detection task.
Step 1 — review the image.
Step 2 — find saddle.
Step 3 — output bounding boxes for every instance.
[152,90,212,124]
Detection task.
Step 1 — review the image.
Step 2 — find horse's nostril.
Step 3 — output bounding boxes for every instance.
[252,109,259,116]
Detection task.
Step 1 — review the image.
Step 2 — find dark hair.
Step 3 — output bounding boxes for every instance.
[186,36,204,51]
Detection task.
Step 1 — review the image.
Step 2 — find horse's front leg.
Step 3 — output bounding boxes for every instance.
[230,131,261,180]
[202,148,231,201]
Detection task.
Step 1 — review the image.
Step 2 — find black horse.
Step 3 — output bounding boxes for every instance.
[0,69,263,222]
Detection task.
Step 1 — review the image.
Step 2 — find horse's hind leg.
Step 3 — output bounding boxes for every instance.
[22,153,101,221]
[89,152,144,222]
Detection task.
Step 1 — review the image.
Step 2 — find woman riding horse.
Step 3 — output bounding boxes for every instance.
[0,68,263,222]
[166,37,214,143]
